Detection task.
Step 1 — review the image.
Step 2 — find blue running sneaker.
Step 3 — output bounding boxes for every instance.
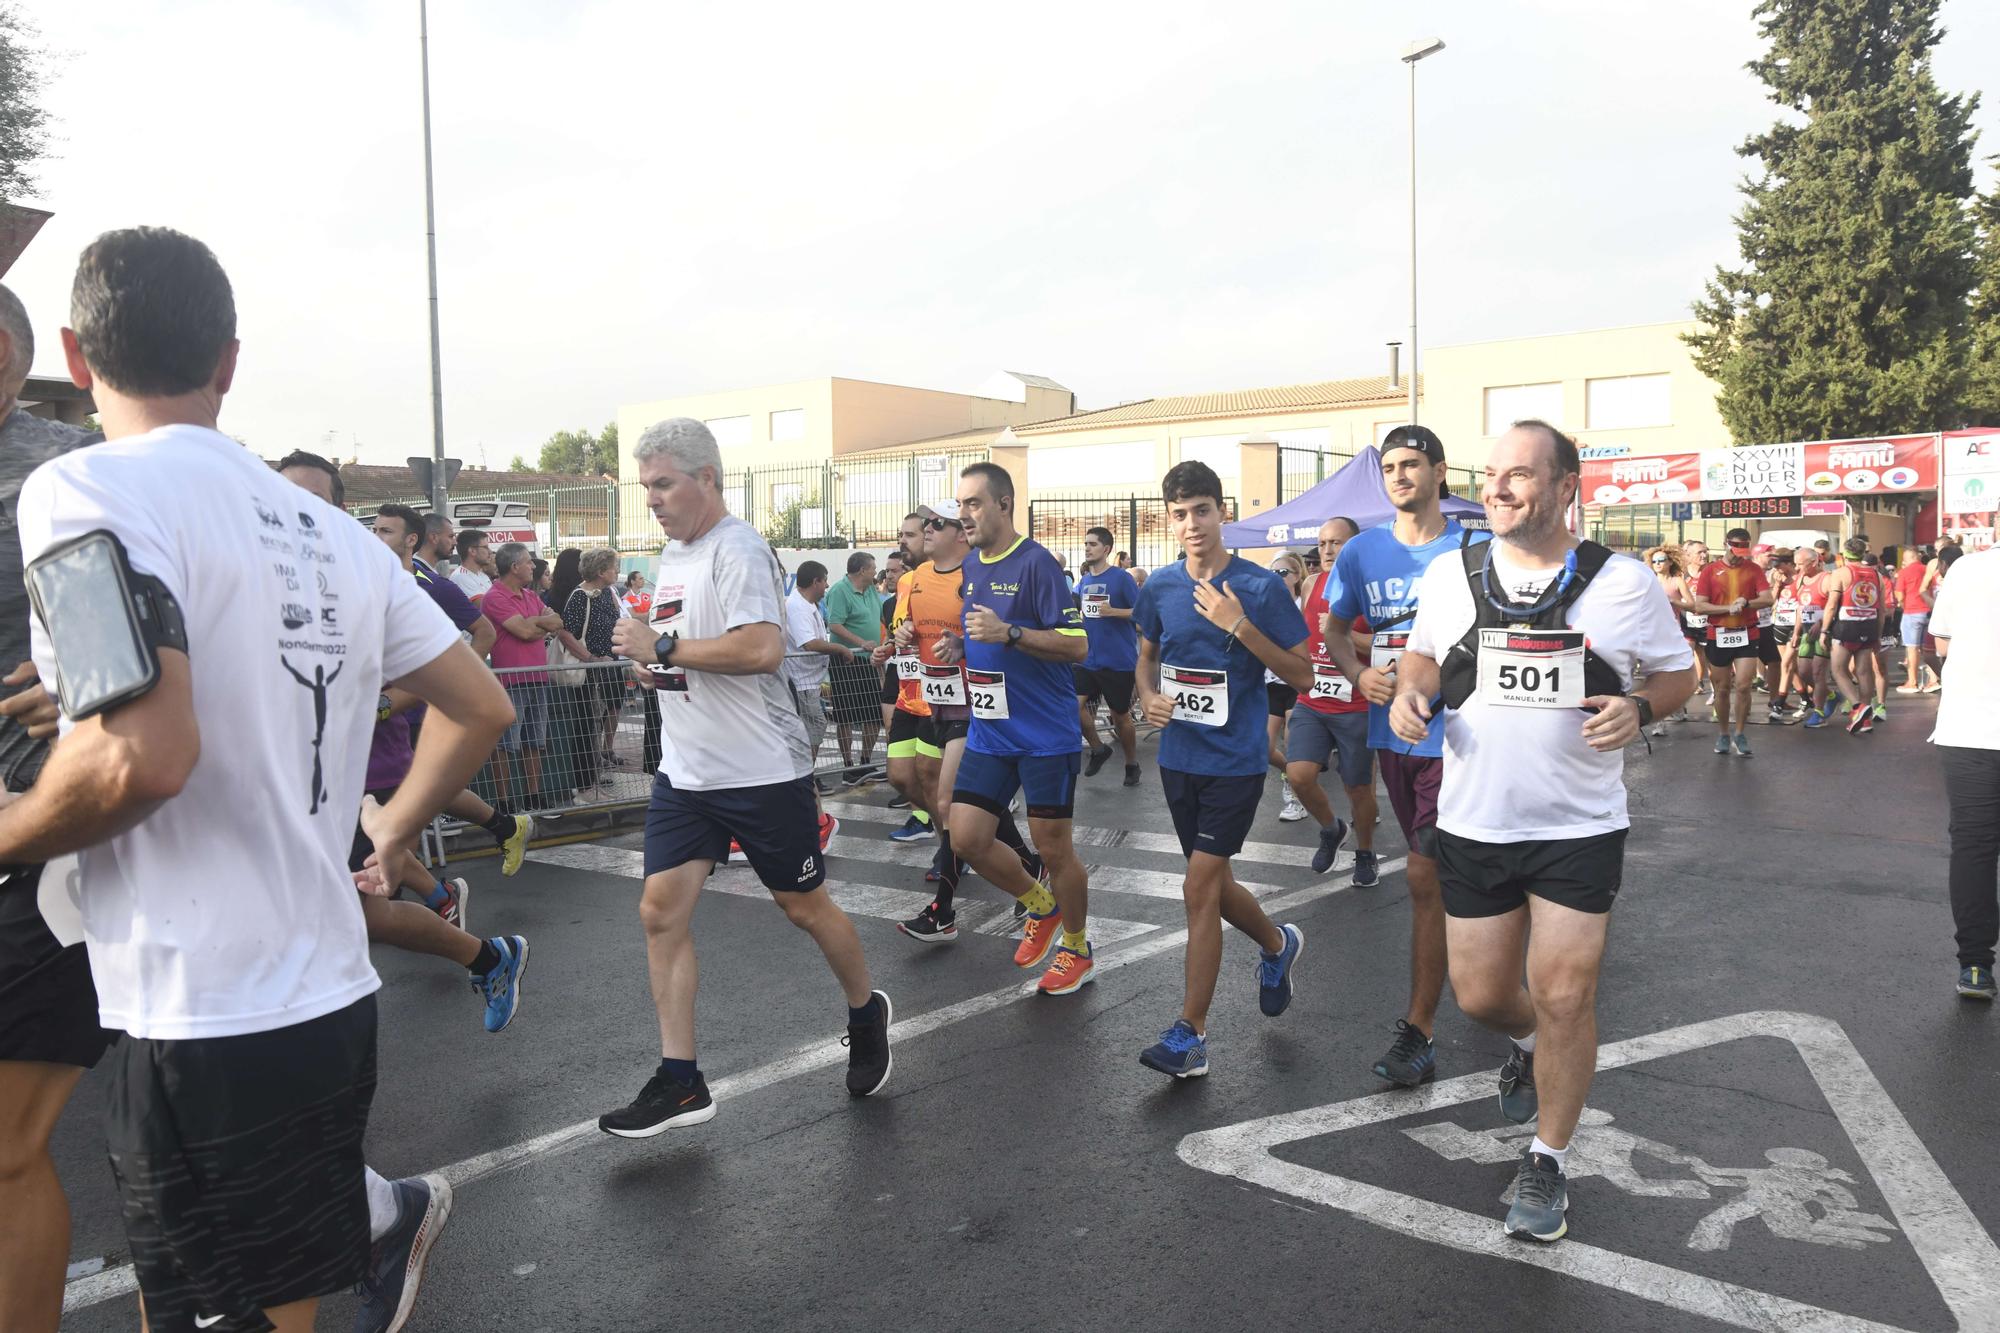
[1498,1043,1537,1124]
[472,935,529,1033]
[1258,924,1305,1017]
[1959,965,1997,1000]
[1371,1019,1436,1086]
[1504,1152,1569,1242]
[888,815,934,843]
[1731,732,1752,757]
[1310,818,1350,875]
[1713,735,1730,755]
[352,1174,453,1333]
[1803,707,1829,729]
[1140,1019,1209,1078]
[1351,847,1379,888]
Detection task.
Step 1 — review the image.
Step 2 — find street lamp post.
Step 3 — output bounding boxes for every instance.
[420,0,447,515]
[1401,36,1445,426]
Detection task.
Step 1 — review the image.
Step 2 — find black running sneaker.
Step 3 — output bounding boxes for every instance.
[352,1174,452,1333]
[897,902,958,944]
[845,989,893,1096]
[1498,1043,1537,1123]
[888,792,912,809]
[1350,848,1379,888]
[599,1071,716,1138]
[1084,744,1113,777]
[1123,763,1141,787]
[1504,1151,1569,1241]
[1371,1019,1437,1086]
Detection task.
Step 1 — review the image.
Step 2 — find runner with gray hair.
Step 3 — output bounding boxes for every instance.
[632,415,724,486]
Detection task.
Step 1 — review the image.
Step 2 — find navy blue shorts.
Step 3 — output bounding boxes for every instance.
[1161,768,1266,860]
[953,748,1081,820]
[644,771,826,893]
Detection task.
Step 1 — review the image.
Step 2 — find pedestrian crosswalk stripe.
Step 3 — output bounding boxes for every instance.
[824,799,1328,869]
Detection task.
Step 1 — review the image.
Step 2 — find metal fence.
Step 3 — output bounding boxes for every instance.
[1025,493,1239,571]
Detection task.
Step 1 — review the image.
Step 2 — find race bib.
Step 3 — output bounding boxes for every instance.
[1162,664,1229,727]
[1800,604,1824,626]
[1683,611,1708,629]
[1838,604,1875,621]
[919,662,966,708]
[893,653,922,681]
[1774,608,1799,627]
[1476,629,1584,709]
[1080,592,1109,619]
[967,668,1009,720]
[1715,627,1749,648]
[1371,629,1410,675]
[1309,664,1354,703]
[1755,607,1773,628]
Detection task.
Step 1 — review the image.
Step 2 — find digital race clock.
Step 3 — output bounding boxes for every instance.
[1699,496,1804,519]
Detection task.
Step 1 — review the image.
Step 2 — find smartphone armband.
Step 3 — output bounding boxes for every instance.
[25,529,189,721]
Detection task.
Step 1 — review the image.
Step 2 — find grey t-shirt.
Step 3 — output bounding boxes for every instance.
[0,408,100,790]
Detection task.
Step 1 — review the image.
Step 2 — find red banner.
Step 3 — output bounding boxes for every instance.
[1582,453,1701,506]
[1800,435,1936,497]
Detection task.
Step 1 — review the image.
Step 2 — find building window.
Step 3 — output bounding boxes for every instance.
[1482,383,1563,436]
[770,408,805,442]
[706,415,752,448]
[1586,374,1671,430]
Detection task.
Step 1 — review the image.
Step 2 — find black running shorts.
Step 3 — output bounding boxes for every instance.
[1072,667,1136,715]
[1436,827,1627,918]
[0,863,113,1068]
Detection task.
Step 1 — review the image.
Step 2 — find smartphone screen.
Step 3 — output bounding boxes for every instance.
[29,535,155,718]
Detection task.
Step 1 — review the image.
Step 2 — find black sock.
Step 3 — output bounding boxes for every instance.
[659,1057,700,1087]
[470,939,502,975]
[995,811,1042,879]
[935,831,959,913]
[847,996,879,1025]
[481,810,517,844]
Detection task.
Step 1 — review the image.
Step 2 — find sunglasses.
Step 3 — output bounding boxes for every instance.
[922,518,959,532]
[1650,556,1669,564]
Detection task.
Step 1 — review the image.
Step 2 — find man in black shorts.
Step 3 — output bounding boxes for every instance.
[1073,525,1141,786]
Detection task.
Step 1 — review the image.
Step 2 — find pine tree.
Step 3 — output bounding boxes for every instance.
[1966,165,2000,424]
[1687,0,1980,442]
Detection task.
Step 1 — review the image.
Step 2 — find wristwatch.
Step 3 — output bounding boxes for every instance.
[1006,624,1023,647]
[1633,696,1654,727]
[657,633,678,666]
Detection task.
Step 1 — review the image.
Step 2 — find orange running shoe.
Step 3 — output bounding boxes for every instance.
[1038,945,1094,995]
[1014,909,1063,969]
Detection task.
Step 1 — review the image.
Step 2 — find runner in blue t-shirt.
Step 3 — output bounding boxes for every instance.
[946,463,1096,997]
[1072,525,1142,786]
[1129,461,1317,1080]
[1318,425,1489,1092]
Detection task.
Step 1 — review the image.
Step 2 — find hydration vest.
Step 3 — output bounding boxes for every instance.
[1439,538,1627,710]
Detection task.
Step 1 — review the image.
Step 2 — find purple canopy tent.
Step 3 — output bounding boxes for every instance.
[1221,446,1485,548]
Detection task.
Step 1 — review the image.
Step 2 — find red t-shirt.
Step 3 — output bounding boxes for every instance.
[483,581,551,680]
[1299,571,1369,716]
[1895,561,1930,613]
[1693,559,1769,640]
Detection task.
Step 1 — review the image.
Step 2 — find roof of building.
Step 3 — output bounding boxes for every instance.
[1013,373,1417,434]
[838,425,1008,460]
[1002,371,1071,392]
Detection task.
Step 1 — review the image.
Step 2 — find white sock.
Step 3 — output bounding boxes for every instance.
[1529,1135,1569,1171]
[365,1166,401,1241]
[1513,1031,1536,1053]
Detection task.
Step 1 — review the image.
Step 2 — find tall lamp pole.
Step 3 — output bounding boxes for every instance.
[420,0,447,514]
[1401,37,1445,426]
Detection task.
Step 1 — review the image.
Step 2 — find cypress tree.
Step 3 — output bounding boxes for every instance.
[1687,0,1980,442]
[1966,169,2000,424]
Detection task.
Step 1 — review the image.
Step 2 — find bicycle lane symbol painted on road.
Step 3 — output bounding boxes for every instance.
[1176,1011,2000,1333]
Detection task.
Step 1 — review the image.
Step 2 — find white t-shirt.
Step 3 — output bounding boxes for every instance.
[649,516,812,790]
[21,425,459,1040]
[1928,548,2000,750]
[783,589,830,692]
[450,566,492,601]
[1407,543,1694,843]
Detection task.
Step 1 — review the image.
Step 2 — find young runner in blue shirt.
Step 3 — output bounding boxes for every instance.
[1131,461,1318,1079]
[1073,525,1142,785]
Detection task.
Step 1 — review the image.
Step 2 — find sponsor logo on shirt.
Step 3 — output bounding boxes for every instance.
[252,498,286,530]
[281,602,312,629]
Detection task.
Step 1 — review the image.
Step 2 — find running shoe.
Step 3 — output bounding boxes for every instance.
[1803,707,1830,729]
[1038,944,1095,995]
[1123,763,1141,788]
[841,766,870,788]
[1351,848,1380,888]
[844,989,893,1096]
[1014,908,1063,969]
[815,774,842,797]
[1872,702,1888,720]
[599,1070,717,1137]
[1895,682,1923,695]
[818,813,840,854]
[1714,735,1731,755]
[500,814,534,877]
[888,815,933,843]
[896,902,957,944]
[436,877,469,930]
[1278,780,1308,823]
[472,935,529,1033]
[1765,704,1793,725]
[1859,710,1876,734]
[1669,706,1689,722]
[1958,965,1997,1000]
[1921,679,1942,694]
[1258,924,1304,1017]
[888,792,912,809]
[1372,1019,1436,1086]
[861,764,888,783]
[1498,1043,1537,1124]
[1731,732,1752,758]
[1504,1152,1570,1242]
[1847,704,1870,735]
[1310,818,1350,875]
[1139,1019,1209,1078]
[1084,744,1113,777]
[352,1173,453,1333]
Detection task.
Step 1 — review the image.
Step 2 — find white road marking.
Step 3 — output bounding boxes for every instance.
[64,858,1393,1316]
[1177,1010,2000,1333]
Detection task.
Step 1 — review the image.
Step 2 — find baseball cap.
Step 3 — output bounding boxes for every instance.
[1380,424,1447,466]
[917,499,961,524]
[1751,543,1774,556]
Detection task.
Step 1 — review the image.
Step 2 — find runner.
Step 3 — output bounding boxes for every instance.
[1318,424,1489,1087]
[1265,552,1308,821]
[1132,460,1314,1078]
[1642,545,1694,733]
[1073,524,1142,787]
[948,462,1095,994]
[1795,546,1836,727]
[1753,545,1803,723]
[1894,546,1940,694]
[1286,517,1380,883]
[1820,536,1888,735]
[601,418,890,1137]
[1690,528,1772,757]
[1679,538,1713,701]
[1768,549,1807,724]
[1391,420,1696,1241]
[869,513,939,840]
[1928,543,1999,999]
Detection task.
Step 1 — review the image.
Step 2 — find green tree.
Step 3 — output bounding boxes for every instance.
[0,4,54,201]
[534,421,618,476]
[1687,0,1981,442]
[1967,165,2000,423]
[508,454,531,471]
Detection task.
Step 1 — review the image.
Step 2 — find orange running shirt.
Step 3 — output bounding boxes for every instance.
[1693,559,1769,638]
[903,559,969,716]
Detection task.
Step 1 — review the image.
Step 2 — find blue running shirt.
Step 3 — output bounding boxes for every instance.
[1133,557,1308,778]
[1325,519,1488,756]
[962,536,1086,757]
[1075,564,1140,672]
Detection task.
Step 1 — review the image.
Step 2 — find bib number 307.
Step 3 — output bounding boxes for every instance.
[1477,629,1584,709]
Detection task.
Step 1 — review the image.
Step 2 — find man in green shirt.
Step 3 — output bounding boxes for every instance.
[823,551,886,784]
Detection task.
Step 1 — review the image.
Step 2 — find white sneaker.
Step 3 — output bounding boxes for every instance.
[1278,780,1309,823]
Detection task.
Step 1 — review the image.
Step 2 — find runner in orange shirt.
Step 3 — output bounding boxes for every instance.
[1690,528,1773,757]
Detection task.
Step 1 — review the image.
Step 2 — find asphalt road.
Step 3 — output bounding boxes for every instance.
[54,690,1998,1333]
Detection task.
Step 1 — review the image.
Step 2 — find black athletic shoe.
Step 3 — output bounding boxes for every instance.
[599,1071,717,1138]
[1084,744,1113,777]
[845,990,894,1096]
[1371,1019,1437,1086]
[888,792,912,809]
[842,766,870,787]
[1498,1044,1538,1123]
[897,902,958,944]
[1123,763,1141,787]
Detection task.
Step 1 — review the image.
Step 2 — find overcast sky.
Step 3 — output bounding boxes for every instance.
[12,0,2000,466]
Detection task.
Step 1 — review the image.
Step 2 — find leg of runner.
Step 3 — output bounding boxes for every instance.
[1729,656,1756,756]
[901,728,971,941]
[1830,642,1869,732]
[951,795,1090,990]
[1180,852,1286,1029]
[1373,752,1446,1086]
[1710,648,1735,747]
[1520,898,1610,1156]
[0,1060,85,1330]
[1111,695,1139,771]
[1077,691,1107,766]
